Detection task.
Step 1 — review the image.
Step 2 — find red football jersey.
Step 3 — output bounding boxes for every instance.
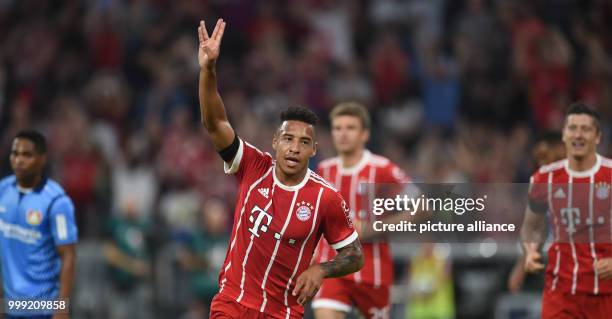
[529,154,612,295]
[313,150,408,287]
[218,138,357,318]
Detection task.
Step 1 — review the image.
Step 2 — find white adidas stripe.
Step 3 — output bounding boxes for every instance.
[220,166,273,293]
[259,189,299,312]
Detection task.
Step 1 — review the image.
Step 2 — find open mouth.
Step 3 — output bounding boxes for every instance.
[285,156,299,168]
[571,140,586,150]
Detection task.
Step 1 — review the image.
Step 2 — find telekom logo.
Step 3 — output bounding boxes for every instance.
[248,206,273,237]
[561,207,580,234]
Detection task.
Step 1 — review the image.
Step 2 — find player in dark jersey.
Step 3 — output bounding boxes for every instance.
[522,103,612,318]
[196,19,364,318]
[508,132,565,293]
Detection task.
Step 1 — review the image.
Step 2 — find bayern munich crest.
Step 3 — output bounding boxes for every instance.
[296,201,314,221]
[596,182,610,200]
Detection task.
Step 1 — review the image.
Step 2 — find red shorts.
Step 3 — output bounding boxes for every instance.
[542,289,612,319]
[210,293,277,319]
[311,277,390,319]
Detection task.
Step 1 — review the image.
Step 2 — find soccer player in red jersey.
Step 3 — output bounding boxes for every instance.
[522,103,612,318]
[196,19,364,319]
[311,102,409,319]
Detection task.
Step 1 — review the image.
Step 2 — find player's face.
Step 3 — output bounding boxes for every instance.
[331,115,369,154]
[562,114,600,159]
[273,120,317,176]
[533,142,566,166]
[10,138,46,184]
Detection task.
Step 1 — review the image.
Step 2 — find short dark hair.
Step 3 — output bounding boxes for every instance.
[15,130,47,154]
[330,102,371,130]
[537,131,563,146]
[280,106,319,126]
[565,102,601,131]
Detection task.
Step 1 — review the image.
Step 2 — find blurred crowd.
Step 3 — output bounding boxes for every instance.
[1,0,612,318]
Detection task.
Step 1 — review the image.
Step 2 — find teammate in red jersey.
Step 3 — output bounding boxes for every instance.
[196,19,364,319]
[311,102,409,319]
[522,103,612,318]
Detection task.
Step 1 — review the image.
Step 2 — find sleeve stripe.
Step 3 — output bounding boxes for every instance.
[56,214,68,240]
[330,230,358,250]
[224,139,244,174]
[45,194,65,215]
[311,299,352,312]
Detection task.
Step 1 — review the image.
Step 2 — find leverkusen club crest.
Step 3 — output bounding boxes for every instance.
[26,210,43,226]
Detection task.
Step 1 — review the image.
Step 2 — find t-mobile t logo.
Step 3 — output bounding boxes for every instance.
[249,205,273,237]
[561,207,580,234]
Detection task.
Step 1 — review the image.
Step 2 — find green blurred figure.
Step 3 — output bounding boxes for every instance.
[178,198,230,318]
[406,243,455,319]
[103,200,153,319]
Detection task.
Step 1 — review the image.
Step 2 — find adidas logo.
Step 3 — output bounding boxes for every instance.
[258,188,270,199]
[554,188,566,199]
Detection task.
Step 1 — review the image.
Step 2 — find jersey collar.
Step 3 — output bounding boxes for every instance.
[338,150,371,175]
[12,175,47,193]
[564,154,601,178]
[273,167,311,192]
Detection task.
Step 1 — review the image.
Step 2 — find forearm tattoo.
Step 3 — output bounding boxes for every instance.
[319,240,364,278]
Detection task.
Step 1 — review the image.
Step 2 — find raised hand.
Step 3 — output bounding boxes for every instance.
[198,19,226,70]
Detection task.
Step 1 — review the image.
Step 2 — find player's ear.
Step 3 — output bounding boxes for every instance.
[362,129,370,143]
[311,142,318,158]
[272,133,278,151]
[39,153,48,167]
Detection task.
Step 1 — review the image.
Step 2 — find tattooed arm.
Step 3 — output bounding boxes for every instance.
[319,240,364,277]
[292,240,363,305]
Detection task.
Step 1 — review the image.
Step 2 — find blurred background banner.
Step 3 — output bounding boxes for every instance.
[1,0,611,318]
